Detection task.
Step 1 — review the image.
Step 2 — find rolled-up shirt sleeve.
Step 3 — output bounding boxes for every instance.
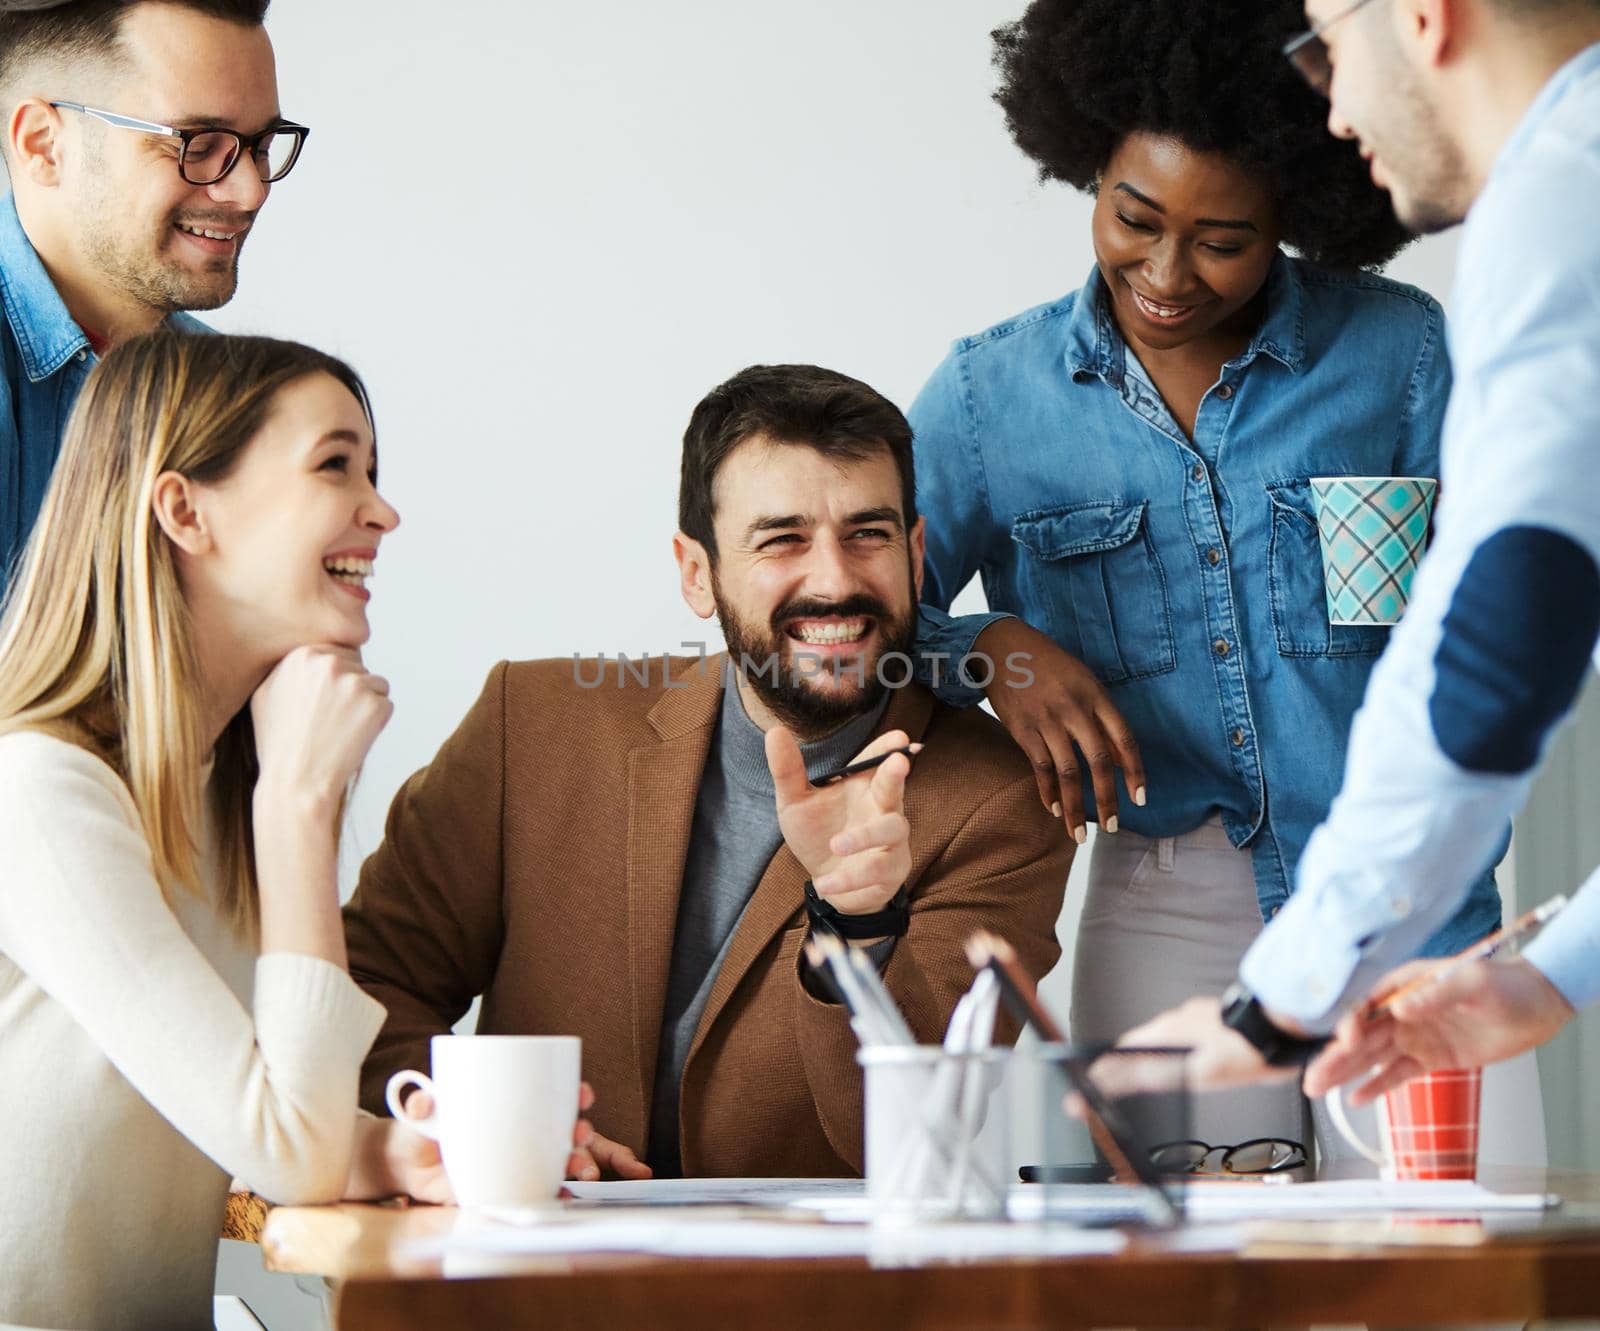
[1241,143,1600,1029]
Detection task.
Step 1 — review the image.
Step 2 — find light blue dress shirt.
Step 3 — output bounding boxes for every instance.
[0,192,206,591]
[1242,43,1600,1024]
[908,254,1501,949]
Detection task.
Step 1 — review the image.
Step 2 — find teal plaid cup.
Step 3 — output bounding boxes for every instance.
[1309,476,1438,626]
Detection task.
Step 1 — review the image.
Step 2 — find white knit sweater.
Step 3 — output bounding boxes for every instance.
[0,732,386,1331]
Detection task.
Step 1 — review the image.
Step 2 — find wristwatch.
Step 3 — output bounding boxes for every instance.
[1220,982,1330,1068]
[803,880,910,941]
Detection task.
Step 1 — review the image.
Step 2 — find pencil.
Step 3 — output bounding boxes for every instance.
[1370,893,1570,1017]
[811,744,922,787]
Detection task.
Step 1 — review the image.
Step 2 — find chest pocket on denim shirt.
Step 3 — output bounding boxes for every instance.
[1266,480,1390,657]
[1010,501,1176,686]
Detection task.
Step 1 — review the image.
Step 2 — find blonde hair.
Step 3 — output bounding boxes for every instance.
[0,331,374,936]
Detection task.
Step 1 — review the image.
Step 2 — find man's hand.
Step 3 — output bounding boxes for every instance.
[768,727,914,918]
[1305,957,1576,1105]
[1117,997,1299,1092]
[563,1080,653,1181]
[976,619,1145,843]
[567,1131,653,1182]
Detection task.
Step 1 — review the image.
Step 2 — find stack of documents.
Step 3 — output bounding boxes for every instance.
[395,1176,1557,1267]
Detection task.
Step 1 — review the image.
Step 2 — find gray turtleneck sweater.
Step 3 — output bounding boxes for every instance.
[646,681,891,1176]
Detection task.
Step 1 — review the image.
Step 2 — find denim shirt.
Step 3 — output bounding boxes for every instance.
[908,254,1501,953]
[1,192,207,589]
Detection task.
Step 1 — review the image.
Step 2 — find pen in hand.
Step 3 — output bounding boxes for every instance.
[1368,893,1570,1019]
[810,744,923,787]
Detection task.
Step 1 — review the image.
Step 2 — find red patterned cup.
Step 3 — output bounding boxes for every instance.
[1328,1067,1482,1180]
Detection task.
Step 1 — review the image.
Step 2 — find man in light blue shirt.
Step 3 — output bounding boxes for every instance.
[1124,0,1600,1091]
[1,0,304,590]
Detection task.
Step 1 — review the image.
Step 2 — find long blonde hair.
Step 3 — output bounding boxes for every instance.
[0,332,375,936]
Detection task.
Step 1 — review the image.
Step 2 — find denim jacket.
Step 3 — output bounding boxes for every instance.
[1,192,207,589]
[909,254,1502,953]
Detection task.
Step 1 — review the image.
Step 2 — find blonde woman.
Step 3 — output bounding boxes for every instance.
[0,333,444,1331]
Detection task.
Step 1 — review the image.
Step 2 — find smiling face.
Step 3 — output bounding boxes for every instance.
[180,372,400,660]
[1091,132,1282,355]
[679,436,925,739]
[1308,0,1473,233]
[66,3,280,315]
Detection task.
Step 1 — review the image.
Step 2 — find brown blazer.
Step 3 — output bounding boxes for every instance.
[345,654,1071,1177]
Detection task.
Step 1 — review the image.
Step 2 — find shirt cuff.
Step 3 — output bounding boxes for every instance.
[913,603,1014,708]
[1522,873,1600,1012]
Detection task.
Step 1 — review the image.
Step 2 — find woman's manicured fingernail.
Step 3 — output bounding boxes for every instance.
[1050,802,1062,819]
[1105,815,1119,834]
[1135,786,1148,807]
[1073,825,1087,845]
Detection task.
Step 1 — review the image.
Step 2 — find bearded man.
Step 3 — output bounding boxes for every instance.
[344,363,1071,1179]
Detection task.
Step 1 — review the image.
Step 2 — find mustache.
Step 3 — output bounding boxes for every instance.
[771,594,889,631]
[170,208,256,229]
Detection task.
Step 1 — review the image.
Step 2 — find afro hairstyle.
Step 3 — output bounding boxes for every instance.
[992,0,1412,270]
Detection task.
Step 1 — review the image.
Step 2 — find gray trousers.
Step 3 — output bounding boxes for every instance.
[1070,818,1365,1170]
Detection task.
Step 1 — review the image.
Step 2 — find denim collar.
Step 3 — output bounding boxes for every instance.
[0,192,90,383]
[1065,250,1308,385]
[1495,40,1600,177]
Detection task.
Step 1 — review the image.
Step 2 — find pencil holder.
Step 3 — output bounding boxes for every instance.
[858,1046,1012,1221]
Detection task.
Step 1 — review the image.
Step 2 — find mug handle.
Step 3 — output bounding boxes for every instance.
[385,1069,442,1141]
[1325,1085,1387,1168]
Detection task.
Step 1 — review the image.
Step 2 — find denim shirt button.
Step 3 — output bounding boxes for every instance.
[1213,638,1231,658]
[1231,728,1246,746]
[1192,463,1206,482]
[1207,547,1223,566]
[1216,383,1234,400]
[76,350,87,362]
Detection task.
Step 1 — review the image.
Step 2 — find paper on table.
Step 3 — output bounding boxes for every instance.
[1007,1179,1556,1224]
[561,1177,866,1208]
[403,1213,1130,1263]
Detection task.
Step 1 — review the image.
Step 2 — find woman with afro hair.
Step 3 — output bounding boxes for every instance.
[908,0,1502,1163]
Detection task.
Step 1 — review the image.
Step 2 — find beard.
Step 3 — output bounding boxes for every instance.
[714,578,918,741]
[77,168,246,315]
[1365,33,1473,234]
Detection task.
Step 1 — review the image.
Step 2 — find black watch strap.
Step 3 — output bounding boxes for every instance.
[1221,983,1330,1068]
[803,880,910,941]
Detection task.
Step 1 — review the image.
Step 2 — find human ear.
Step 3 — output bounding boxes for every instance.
[673,532,717,619]
[10,99,65,188]
[1398,0,1453,69]
[150,472,214,557]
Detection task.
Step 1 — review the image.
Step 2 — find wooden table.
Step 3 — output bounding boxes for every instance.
[260,1169,1600,1330]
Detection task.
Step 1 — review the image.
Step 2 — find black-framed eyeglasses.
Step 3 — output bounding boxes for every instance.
[1150,1137,1308,1176]
[1283,0,1383,96]
[48,101,309,185]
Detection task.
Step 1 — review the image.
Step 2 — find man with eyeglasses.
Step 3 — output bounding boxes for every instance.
[1121,0,1600,1104]
[0,0,307,591]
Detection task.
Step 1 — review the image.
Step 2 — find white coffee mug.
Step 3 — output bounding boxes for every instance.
[385,1034,581,1208]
